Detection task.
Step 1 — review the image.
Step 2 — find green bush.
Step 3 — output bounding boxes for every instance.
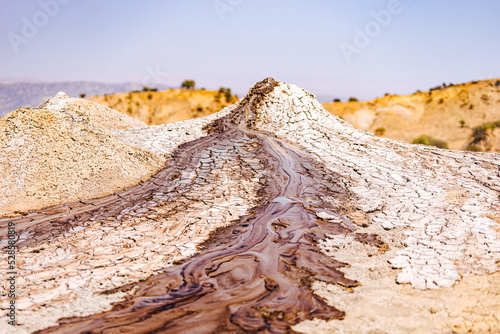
[374,127,386,135]
[412,135,449,149]
[465,145,482,152]
[459,119,466,128]
[333,98,341,102]
[348,97,358,102]
[225,88,232,102]
[181,80,195,89]
[470,121,500,144]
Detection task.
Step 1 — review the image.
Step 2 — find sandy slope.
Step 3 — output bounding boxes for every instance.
[324,79,500,152]
[88,88,239,125]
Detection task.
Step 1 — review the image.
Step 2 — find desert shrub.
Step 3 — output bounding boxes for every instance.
[225,88,232,102]
[459,119,466,128]
[469,104,474,109]
[412,135,449,149]
[471,126,487,143]
[333,98,341,102]
[348,97,358,102]
[438,98,444,104]
[181,80,195,90]
[79,93,86,98]
[495,80,500,87]
[374,127,386,135]
[216,87,233,102]
[142,86,157,92]
[147,93,153,100]
[465,145,482,152]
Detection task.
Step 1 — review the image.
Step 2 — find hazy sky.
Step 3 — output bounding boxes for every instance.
[1,0,499,101]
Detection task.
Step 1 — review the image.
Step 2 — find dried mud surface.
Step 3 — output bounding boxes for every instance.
[0,93,163,217]
[1,79,499,333]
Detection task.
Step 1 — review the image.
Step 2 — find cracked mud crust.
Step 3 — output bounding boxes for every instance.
[1,79,499,333]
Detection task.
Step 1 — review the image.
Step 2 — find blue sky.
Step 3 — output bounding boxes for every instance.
[1,0,499,101]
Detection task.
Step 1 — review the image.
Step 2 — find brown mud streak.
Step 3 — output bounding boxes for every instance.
[0,135,210,249]
[30,78,384,333]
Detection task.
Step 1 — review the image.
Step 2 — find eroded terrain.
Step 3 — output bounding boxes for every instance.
[1,78,500,333]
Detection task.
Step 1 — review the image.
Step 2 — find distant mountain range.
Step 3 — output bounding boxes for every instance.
[0,81,169,117]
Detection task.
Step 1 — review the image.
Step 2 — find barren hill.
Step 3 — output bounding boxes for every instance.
[323,79,500,152]
[1,80,499,334]
[88,88,239,125]
[0,93,164,217]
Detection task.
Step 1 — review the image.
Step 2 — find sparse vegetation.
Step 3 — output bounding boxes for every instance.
[438,98,444,104]
[79,93,86,98]
[333,98,341,102]
[348,97,358,102]
[181,80,196,90]
[142,86,158,92]
[429,82,455,91]
[412,135,449,149]
[464,121,500,151]
[465,144,482,152]
[374,127,386,136]
[459,119,466,128]
[216,87,233,102]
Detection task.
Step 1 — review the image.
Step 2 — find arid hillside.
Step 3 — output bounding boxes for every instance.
[323,79,500,152]
[88,88,239,125]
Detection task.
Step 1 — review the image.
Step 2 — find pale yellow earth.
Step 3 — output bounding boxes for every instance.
[323,79,500,152]
[88,88,239,125]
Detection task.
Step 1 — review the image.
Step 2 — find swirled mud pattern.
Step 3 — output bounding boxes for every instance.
[28,79,385,333]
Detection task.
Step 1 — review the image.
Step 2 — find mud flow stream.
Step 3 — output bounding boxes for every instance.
[29,79,383,333]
